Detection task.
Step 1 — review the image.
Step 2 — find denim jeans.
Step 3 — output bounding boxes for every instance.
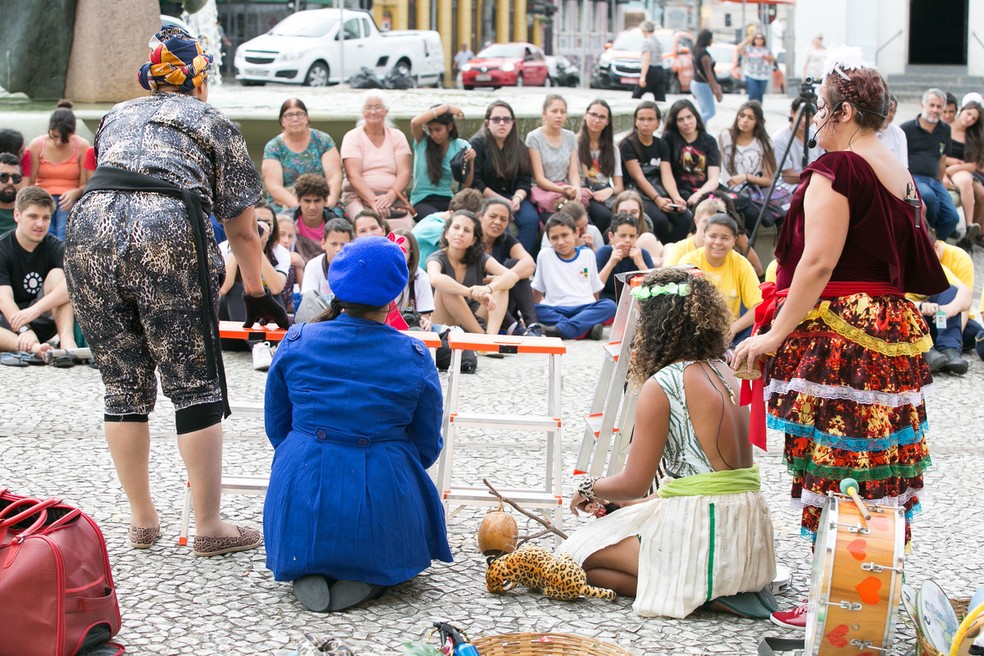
[912,175,960,240]
[925,284,963,351]
[49,195,69,240]
[514,199,540,255]
[746,77,768,103]
[690,80,716,124]
[534,300,617,339]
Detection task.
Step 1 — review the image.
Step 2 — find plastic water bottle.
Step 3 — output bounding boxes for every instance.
[292,283,301,313]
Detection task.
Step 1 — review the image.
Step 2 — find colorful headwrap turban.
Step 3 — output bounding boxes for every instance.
[138,28,212,93]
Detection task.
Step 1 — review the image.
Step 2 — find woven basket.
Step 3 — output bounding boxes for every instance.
[473,632,633,656]
[915,597,970,656]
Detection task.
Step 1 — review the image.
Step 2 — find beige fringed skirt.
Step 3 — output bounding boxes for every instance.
[557,490,776,618]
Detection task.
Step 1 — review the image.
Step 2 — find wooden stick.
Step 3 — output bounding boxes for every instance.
[41,347,92,364]
[482,478,568,540]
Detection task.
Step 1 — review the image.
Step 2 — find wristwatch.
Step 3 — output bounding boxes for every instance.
[17,325,29,334]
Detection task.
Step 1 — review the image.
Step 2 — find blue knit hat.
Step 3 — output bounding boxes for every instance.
[328,236,408,307]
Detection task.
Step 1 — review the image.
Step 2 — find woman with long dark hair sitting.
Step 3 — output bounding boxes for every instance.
[469,100,540,254]
[409,104,475,219]
[576,99,624,235]
[619,101,692,244]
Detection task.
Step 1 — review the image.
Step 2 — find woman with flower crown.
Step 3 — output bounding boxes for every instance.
[731,50,947,629]
[558,266,776,619]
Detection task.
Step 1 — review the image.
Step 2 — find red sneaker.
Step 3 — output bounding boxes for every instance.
[770,603,808,630]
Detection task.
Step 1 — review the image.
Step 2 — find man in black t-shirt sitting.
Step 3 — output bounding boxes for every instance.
[0,186,78,359]
[900,88,961,241]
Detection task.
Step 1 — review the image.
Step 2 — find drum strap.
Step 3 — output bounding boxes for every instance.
[757,637,804,655]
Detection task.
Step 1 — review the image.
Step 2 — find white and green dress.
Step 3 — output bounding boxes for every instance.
[557,360,776,618]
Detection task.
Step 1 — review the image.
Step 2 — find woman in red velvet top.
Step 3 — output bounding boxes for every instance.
[732,54,947,627]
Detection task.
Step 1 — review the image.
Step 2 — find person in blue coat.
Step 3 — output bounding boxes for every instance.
[263,235,452,612]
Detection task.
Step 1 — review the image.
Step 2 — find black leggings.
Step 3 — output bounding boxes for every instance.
[500,258,538,327]
[413,194,451,220]
[641,199,693,243]
[586,199,613,235]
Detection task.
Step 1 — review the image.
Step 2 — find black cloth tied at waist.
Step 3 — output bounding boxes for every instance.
[83,165,231,418]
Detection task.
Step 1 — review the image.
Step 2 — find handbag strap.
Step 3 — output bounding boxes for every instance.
[758,637,805,655]
[0,497,59,544]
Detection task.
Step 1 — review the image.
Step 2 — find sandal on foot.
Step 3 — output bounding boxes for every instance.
[0,353,28,367]
[129,526,161,549]
[50,354,78,368]
[193,525,262,557]
[293,575,332,612]
[23,351,46,365]
[327,580,387,611]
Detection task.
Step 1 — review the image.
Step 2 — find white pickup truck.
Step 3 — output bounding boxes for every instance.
[234,8,444,87]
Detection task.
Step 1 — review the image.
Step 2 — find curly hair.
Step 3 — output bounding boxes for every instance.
[629,268,731,388]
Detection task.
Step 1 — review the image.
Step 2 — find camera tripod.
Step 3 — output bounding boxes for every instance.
[745,77,819,253]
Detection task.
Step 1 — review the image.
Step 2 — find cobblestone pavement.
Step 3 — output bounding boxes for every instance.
[1,249,982,655]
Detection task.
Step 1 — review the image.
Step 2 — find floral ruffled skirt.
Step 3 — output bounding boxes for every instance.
[765,294,934,544]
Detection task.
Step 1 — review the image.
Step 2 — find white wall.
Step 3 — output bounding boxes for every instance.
[793,0,848,78]
[874,0,907,76]
[969,1,984,77]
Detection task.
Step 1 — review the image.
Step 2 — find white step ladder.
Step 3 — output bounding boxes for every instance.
[435,332,566,531]
[574,270,650,477]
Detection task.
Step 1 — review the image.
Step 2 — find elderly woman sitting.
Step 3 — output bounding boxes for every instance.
[340,91,414,230]
[262,98,344,216]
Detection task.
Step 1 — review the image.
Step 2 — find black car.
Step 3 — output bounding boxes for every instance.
[546,55,580,87]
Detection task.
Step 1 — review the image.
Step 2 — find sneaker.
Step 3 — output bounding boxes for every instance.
[940,347,968,375]
[252,341,274,371]
[770,603,808,630]
[924,347,947,373]
[525,323,544,337]
[588,323,605,340]
[540,323,563,338]
[506,321,527,336]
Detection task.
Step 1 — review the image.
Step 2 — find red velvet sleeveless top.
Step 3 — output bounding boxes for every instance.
[775,151,947,296]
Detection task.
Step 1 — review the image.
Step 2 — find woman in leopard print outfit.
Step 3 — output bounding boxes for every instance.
[64,28,287,556]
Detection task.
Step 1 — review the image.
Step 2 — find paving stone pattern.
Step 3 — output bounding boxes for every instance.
[1,250,983,655]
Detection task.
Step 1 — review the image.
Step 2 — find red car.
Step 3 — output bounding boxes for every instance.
[461,42,550,90]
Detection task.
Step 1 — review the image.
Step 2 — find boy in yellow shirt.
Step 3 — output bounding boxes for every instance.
[679,213,761,343]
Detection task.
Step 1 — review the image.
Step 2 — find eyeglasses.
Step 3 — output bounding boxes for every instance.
[586,111,609,122]
[364,105,385,113]
[282,111,307,120]
[0,173,22,184]
[488,116,513,124]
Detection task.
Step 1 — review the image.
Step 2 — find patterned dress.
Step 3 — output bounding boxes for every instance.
[767,151,948,544]
[262,129,336,211]
[65,92,261,415]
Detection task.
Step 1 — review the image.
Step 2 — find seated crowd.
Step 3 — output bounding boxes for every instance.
[1,89,982,376]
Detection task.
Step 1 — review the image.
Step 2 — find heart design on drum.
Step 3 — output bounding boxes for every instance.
[856,575,883,605]
[847,538,867,560]
[825,624,850,648]
[869,515,890,532]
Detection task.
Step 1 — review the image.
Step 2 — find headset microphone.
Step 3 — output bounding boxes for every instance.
[807,102,843,149]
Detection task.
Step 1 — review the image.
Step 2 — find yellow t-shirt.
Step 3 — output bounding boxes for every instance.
[937,241,973,290]
[662,236,697,267]
[764,259,778,284]
[679,248,762,318]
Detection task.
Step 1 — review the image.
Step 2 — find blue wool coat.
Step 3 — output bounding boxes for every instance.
[262,314,452,584]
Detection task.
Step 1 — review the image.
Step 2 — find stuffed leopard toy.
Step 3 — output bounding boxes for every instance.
[485,546,617,601]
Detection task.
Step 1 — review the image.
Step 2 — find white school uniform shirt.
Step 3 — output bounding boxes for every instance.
[301,254,331,297]
[395,267,435,314]
[532,246,604,307]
